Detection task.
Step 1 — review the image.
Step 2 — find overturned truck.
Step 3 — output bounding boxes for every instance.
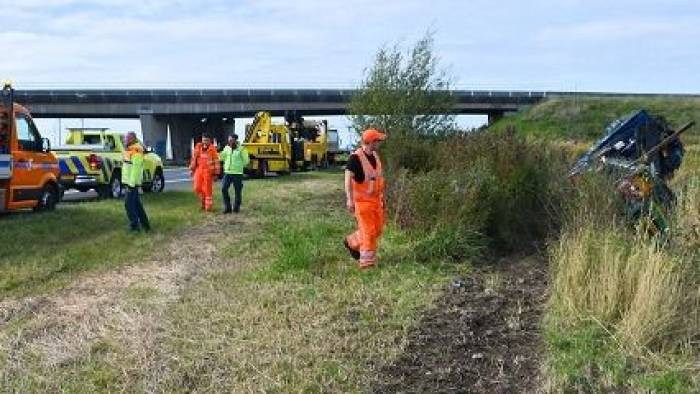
[569,110,694,233]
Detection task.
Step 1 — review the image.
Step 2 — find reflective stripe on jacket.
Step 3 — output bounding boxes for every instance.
[351,147,384,203]
[122,142,144,187]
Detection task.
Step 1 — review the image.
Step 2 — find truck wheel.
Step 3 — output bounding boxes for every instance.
[35,184,58,211]
[144,169,165,193]
[256,160,268,178]
[110,173,124,198]
[278,160,292,176]
[97,185,112,199]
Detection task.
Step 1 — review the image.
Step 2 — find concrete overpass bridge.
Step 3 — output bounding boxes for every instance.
[12,88,693,162]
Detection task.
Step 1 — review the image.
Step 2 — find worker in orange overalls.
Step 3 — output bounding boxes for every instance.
[343,129,386,269]
[190,134,220,211]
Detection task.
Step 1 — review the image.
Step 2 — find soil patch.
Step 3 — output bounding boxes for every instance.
[374,256,548,393]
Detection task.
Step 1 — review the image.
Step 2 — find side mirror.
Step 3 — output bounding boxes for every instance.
[144,145,153,154]
[41,137,51,152]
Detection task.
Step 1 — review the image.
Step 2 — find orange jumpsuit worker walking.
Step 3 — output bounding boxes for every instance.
[190,134,220,211]
[344,129,386,269]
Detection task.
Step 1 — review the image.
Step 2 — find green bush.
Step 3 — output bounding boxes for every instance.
[385,129,570,261]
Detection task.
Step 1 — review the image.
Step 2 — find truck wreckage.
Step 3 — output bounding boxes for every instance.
[569,110,694,233]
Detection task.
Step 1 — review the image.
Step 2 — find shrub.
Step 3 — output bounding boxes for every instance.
[387,129,570,261]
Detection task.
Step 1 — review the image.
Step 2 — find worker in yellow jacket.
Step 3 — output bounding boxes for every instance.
[219,134,250,213]
[122,132,150,232]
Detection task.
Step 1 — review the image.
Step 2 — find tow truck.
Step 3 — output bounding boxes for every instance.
[242,111,330,177]
[0,83,61,212]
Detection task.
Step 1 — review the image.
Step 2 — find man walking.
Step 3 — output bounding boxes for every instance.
[122,132,150,232]
[190,134,220,211]
[344,129,386,269]
[220,134,249,213]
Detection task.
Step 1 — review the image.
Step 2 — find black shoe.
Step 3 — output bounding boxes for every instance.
[142,225,151,232]
[344,239,360,260]
[223,209,232,214]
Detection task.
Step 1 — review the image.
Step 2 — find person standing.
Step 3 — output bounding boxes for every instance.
[190,134,220,211]
[122,132,150,232]
[344,129,386,269]
[219,134,249,213]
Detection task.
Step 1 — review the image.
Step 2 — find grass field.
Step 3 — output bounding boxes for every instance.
[0,172,454,391]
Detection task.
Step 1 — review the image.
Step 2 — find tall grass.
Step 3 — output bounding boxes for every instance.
[386,129,570,262]
[546,170,700,391]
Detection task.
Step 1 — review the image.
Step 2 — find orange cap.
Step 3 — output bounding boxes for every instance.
[362,128,386,144]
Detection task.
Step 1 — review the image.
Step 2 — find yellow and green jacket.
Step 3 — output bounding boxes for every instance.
[122,142,145,187]
[220,145,250,175]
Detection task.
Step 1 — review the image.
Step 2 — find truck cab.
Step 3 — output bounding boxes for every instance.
[0,84,60,212]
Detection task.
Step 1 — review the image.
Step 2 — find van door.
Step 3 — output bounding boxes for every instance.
[9,112,49,206]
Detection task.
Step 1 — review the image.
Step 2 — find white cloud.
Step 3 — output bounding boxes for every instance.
[0,0,699,93]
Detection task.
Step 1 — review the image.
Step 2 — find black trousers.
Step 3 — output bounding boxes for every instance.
[125,186,150,230]
[222,174,243,212]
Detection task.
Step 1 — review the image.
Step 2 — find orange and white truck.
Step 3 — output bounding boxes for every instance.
[0,83,61,212]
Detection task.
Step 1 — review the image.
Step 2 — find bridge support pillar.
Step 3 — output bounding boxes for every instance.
[487,111,504,125]
[142,114,235,165]
[140,114,168,158]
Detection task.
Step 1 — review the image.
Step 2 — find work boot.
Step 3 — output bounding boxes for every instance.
[343,239,360,260]
[359,261,376,270]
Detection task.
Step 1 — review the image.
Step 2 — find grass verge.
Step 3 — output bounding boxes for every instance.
[543,153,700,392]
[1,172,454,392]
[0,191,209,298]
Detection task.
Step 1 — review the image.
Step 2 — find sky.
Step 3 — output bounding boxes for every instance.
[3,0,700,144]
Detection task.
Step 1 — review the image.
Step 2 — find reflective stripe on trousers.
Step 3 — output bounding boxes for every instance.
[193,169,214,210]
[345,200,384,267]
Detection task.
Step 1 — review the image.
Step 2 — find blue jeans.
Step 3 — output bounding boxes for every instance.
[222,174,243,212]
[125,186,150,231]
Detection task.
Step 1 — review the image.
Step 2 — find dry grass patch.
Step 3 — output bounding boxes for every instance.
[545,170,700,392]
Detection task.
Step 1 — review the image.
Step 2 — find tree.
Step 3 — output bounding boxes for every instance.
[348,31,456,138]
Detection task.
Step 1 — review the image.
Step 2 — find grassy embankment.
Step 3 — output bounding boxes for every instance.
[0,192,206,298]
[0,172,454,391]
[494,96,700,392]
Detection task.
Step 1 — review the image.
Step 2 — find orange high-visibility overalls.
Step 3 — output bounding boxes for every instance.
[346,148,385,269]
[190,143,220,211]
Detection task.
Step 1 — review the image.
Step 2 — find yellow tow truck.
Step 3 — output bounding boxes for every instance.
[243,112,330,177]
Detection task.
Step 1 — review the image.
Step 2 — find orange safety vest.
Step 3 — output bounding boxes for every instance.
[190,143,220,176]
[351,148,384,203]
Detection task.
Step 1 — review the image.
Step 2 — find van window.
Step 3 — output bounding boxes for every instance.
[16,114,40,151]
[82,135,102,145]
[104,135,116,151]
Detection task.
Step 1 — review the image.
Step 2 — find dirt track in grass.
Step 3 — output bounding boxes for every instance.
[374,255,548,393]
